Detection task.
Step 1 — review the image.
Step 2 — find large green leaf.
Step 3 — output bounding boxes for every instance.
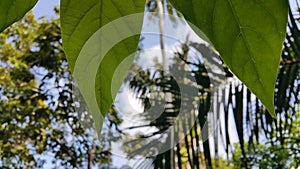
[61,0,145,133]
[0,0,38,32]
[169,0,288,116]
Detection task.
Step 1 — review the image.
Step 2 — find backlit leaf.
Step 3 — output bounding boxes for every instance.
[169,0,288,117]
[61,0,145,133]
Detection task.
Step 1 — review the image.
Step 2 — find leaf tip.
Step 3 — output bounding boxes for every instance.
[266,105,277,119]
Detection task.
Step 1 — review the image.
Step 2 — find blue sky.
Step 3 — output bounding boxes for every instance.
[33,0,60,19]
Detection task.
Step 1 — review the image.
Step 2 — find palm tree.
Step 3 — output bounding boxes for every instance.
[117,0,300,168]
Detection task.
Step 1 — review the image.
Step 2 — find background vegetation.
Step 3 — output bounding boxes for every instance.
[0,1,299,169]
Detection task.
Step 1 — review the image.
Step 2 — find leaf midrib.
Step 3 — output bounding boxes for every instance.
[225,0,266,91]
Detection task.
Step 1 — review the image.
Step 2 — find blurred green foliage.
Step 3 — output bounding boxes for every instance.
[0,11,110,169]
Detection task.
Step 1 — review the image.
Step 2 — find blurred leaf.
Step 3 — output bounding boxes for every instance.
[60,0,145,133]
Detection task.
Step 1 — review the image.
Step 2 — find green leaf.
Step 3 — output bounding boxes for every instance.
[0,0,38,32]
[169,0,288,117]
[61,0,145,133]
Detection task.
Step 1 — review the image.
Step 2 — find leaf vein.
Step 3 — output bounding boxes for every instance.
[68,2,98,40]
[226,0,265,91]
